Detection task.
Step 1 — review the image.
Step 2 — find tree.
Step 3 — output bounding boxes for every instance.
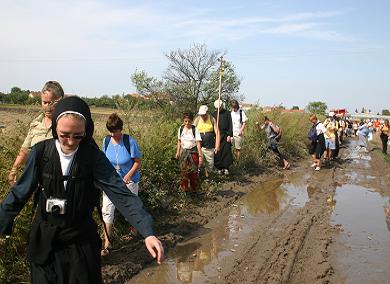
[361,107,366,113]
[164,44,219,110]
[131,44,242,112]
[164,44,241,110]
[130,70,167,108]
[306,101,327,115]
[202,61,242,106]
[382,109,390,116]
[292,106,299,110]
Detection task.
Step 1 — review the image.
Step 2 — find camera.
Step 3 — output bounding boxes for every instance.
[46,197,67,215]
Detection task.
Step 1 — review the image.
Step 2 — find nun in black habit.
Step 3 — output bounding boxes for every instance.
[212,99,233,174]
[0,96,164,283]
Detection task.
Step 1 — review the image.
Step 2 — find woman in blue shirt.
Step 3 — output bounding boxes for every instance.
[101,113,142,256]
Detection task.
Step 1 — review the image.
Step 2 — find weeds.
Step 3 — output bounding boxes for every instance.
[0,105,311,282]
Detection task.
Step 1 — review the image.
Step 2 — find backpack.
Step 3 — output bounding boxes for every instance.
[179,125,196,138]
[308,123,319,142]
[270,124,281,142]
[103,134,131,154]
[32,139,111,245]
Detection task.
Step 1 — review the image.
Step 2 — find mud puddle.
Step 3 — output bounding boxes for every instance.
[127,172,310,283]
[331,185,390,284]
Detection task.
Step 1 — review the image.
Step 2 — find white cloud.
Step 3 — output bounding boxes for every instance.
[0,0,161,60]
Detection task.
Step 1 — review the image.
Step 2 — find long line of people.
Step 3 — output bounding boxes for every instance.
[176,99,291,193]
[3,80,388,282]
[308,112,389,171]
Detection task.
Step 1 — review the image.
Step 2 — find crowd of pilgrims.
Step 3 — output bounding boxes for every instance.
[1,80,389,283]
[308,112,389,171]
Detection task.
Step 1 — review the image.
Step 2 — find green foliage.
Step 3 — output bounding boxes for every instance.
[306,101,327,116]
[131,44,242,112]
[0,114,32,283]
[239,109,309,170]
[292,106,299,110]
[0,104,311,282]
[203,61,242,106]
[382,109,390,116]
[0,86,30,105]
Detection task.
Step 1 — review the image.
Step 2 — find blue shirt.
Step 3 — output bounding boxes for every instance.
[102,135,142,183]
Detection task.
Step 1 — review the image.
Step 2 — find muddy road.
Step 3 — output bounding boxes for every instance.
[104,138,390,284]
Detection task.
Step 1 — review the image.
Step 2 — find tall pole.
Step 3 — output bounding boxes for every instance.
[215,56,224,153]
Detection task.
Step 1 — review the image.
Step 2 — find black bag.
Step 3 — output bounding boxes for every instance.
[308,123,319,142]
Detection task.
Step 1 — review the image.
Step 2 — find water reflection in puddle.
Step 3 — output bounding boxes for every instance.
[331,185,390,283]
[127,175,310,284]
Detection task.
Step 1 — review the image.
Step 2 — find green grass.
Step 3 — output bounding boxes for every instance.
[0,106,311,282]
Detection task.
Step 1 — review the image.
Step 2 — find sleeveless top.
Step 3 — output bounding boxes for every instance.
[197,116,214,133]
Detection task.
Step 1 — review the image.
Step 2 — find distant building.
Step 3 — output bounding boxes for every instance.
[240,103,258,111]
[330,108,347,117]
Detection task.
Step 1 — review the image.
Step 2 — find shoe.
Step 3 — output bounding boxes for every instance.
[314,166,320,171]
[224,169,229,175]
[217,170,223,175]
[310,163,317,168]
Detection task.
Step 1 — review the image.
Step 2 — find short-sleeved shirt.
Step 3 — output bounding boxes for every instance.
[103,135,142,183]
[21,113,53,149]
[178,126,202,150]
[231,109,248,136]
[315,122,326,136]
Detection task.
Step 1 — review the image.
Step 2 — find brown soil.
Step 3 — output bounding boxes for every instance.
[102,136,390,284]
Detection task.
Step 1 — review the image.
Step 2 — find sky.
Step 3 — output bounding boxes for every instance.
[0,0,389,112]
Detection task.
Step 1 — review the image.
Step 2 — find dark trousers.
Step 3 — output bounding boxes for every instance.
[381,134,388,154]
[270,144,285,163]
[31,237,102,284]
[333,135,340,158]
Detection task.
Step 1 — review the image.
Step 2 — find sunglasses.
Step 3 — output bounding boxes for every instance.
[58,133,85,140]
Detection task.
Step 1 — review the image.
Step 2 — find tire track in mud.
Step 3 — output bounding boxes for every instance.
[221,165,341,284]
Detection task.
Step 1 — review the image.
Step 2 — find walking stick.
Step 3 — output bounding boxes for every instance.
[215,56,224,153]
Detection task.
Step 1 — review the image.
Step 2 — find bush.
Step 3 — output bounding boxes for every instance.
[0,105,311,282]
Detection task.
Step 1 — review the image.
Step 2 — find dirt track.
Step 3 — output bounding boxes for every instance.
[103,137,390,284]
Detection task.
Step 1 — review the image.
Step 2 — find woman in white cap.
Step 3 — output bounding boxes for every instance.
[194,105,217,177]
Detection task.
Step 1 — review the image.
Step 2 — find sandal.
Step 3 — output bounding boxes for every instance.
[283,162,290,170]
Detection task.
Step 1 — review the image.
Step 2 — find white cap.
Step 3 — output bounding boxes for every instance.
[328,111,335,117]
[198,105,208,115]
[214,99,225,109]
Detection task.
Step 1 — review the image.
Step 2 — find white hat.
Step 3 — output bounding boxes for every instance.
[198,105,208,115]
[214,99,225,109]
[328,111,335,117]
